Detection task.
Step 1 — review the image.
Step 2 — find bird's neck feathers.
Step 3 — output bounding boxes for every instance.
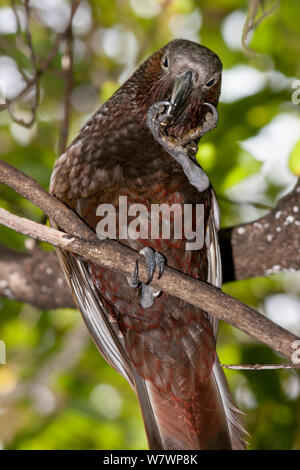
[108,49,171,124]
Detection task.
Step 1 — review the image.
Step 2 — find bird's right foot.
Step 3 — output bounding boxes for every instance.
[146,101,174,142]
[127,247,166,309]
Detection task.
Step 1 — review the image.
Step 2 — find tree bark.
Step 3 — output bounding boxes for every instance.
[0,243,74,309]
[220,178,300,282]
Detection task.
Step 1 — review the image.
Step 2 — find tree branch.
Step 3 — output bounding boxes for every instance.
[0,160,299,363]
[220,178,300,282]
[1,179,299,307]
[0,160,94,240]
[0,243,74,309]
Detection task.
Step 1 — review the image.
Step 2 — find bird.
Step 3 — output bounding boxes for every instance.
[50,38,246,450]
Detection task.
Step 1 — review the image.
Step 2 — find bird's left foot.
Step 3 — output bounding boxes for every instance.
[147,100,218,154]
[181,102,219,145]
[127,247,166,309]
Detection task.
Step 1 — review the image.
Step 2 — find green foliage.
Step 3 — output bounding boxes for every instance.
[0,0,299,450]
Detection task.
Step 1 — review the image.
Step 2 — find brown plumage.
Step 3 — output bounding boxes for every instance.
[50,39,246,450]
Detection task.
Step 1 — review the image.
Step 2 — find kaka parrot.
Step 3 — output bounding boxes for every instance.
[50,39,246,450]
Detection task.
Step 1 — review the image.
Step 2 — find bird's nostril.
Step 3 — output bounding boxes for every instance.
[178,69,193,79]
[180,69,193,80]
[181,69,197,83]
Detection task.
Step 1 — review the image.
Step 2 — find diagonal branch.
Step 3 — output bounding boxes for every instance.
[0,160,299,363]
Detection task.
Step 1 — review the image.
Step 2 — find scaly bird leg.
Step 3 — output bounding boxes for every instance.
[147,101,215,193]
[127,247,166,309]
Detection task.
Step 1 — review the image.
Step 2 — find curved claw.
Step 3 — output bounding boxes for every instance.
[203,101,218,121]
[200,102,218,135]
[158,113,174,127]
[147,101,174,132]
[153,100,172,111]
[126,248,166,309]
[140,247,156,284]
[149,101,172,117]
[127,260,139,288]
[155,252,166,279]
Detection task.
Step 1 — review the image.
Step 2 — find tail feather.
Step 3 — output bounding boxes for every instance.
[212,358,247,450]
[136,358,246,450]
[134,373,164,449]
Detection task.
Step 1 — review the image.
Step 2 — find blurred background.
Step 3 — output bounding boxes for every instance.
[0,0,300,450]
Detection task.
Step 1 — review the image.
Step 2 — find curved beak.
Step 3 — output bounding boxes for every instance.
[167,70,193,118]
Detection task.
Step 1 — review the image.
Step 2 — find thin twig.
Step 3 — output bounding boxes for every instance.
[24,0,38,70]
[242,0,280,57]
[0,0,81,128]
[221,363,300,370]
[39,0,81,74]
[10,0,31,57]
[58,0,78,154]
[7,0,40,127]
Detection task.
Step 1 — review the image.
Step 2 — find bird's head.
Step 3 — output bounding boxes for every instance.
[135,39,222,138]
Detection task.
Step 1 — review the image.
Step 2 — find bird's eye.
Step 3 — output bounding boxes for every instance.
[162,55,169,69]
[205,78,215,88]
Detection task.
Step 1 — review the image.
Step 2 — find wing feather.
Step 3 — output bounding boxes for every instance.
[206,187,247,449]
[54,245,164,449]
[55,247,134,387]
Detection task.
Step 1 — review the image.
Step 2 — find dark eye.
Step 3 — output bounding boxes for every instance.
[205,78,215,87]
[162,55,169,69]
